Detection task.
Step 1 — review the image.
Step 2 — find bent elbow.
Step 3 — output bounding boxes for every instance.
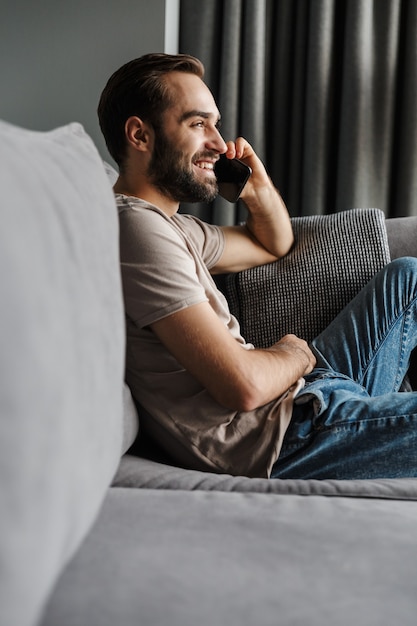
[215,379,265,413]
[235,395,262,413]
[234,384,265,412]
[278,233,295,259]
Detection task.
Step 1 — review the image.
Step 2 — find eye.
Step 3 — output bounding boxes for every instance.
[192,120,205,128]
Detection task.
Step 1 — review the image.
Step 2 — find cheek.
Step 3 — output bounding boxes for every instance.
[175,133,201,159]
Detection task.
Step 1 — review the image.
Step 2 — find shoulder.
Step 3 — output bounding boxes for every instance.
[116,195,182,245]
[174,212,221,238]
[116,194,168,225]
[173,213,224,266]
[116,196,224,268]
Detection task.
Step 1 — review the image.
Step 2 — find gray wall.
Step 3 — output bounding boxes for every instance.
[0,0,179,161]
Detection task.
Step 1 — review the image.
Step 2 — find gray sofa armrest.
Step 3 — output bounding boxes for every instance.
[386,216,417,259]
[386,216,417,389]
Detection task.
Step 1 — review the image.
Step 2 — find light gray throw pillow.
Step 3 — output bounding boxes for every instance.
[0,120,125,626]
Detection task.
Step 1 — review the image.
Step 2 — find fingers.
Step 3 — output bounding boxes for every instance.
[224,137,272,192]
[224,138,254,161]
[276,334,317,374]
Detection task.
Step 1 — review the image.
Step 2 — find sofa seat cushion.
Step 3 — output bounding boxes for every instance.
[0,120,125,626]
[114,454,417,499]
[41,487,417,626]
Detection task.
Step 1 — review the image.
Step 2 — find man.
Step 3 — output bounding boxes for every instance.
[98,53,417,479]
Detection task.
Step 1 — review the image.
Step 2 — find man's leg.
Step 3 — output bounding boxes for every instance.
[272,383,417,479]
[311,257,417,395]
[272,257,417,479]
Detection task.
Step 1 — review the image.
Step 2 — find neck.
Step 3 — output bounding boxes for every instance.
[113,174,179,217]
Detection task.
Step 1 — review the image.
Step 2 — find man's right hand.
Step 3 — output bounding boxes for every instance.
[268,334,316,376]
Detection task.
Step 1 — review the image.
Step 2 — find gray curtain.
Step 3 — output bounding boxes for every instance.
[179,0,417,223]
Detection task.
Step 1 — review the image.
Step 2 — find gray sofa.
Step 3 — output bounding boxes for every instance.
[1,119,417,626]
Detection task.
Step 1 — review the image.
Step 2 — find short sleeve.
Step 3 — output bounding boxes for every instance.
[174,213,224,270]
[118,203,213,328]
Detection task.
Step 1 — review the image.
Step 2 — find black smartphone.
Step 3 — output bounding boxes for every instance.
[214,154,252,203]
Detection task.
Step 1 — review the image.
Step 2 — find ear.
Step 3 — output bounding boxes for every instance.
[124,116,152,152]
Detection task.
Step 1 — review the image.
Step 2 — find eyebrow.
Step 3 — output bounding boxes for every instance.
[179,110,221,124]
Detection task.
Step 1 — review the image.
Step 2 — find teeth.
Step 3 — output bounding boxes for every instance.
[195,162,214,170]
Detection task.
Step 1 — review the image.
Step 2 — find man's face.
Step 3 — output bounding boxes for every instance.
[147,125,219,203]
[147,72,227,204]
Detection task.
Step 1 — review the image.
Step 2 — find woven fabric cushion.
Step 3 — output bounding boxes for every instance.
[225,209,391,347]
[0,120,125,626]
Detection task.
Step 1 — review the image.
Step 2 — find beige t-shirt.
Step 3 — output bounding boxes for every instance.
[117,194,302,477]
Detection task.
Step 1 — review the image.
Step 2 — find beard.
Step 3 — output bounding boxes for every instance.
[147,127,219,204]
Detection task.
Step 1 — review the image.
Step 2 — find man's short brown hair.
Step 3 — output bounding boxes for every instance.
[98,53,205,167]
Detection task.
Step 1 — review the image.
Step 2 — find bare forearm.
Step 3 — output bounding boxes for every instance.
[151,305,315,414]
[215,335,316,412]
[243,182,294,258]
[229,136,294,259]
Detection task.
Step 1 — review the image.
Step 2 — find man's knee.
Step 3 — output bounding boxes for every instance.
[388,256,417,273]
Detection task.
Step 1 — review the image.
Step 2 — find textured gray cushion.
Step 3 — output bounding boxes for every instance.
[0,120,125,626]
[41,488,417,626]
[225,208,391,346]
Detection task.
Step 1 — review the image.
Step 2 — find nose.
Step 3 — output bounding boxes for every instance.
[207,126,227,154]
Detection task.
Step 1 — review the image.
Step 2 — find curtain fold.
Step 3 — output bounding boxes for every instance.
[179,0,417,222]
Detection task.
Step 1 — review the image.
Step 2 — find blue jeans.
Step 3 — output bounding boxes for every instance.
[271,257,417,479]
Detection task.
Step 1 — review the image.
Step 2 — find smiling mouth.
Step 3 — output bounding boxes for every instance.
[193,160,218,176]
[195,161,215,169]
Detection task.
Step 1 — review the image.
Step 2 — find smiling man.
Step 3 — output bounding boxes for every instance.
[98,53,417,480]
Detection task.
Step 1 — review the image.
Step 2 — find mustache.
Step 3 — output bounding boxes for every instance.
[192,150,219,163]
